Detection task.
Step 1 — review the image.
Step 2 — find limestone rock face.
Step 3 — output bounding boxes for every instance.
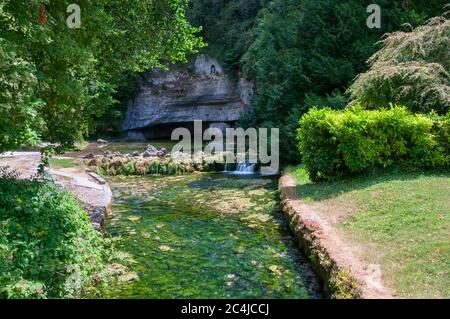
[123,55,253,138]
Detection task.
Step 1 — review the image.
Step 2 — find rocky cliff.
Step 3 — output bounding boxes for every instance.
[123,55,253,139]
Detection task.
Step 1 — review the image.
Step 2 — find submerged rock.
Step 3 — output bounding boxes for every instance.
[119,272,139,283]
[269,265,283,275]
[159,245,173,252]
[127,215,141,222]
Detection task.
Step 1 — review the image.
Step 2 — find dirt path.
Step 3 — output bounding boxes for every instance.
[0,152,112,230]
[279,174,394,299]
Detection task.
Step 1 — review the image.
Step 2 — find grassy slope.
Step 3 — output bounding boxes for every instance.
[289,167,450,298]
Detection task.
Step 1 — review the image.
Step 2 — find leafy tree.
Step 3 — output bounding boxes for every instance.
[0,0,203,153]
[349,15,450,114]
[0,38,45,152]
[239,0,448,163]
[187,0,268,75]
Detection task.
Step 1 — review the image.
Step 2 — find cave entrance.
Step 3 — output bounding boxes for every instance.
[137,121,233,139]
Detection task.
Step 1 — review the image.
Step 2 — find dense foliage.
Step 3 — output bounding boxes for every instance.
[0,169,108,298]
[0,38,44,152]
[0,0,203,152]
[187,0,269,76]
[349,15,450,114]
[297,106,449,182]
[234,0,447,163]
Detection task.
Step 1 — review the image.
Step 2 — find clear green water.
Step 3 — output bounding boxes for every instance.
[97,173,320,299]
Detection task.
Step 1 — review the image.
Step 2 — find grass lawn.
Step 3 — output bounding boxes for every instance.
[289,166,450,298]
[48,158,78,169]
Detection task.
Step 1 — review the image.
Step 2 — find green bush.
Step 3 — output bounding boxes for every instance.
[123,162,137,176]
[297,106,449,181]
[0,171,108,298]
[432,112,450,157]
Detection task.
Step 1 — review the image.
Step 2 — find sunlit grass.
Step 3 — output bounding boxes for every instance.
[48,158,78,169]
[289,166,450,298]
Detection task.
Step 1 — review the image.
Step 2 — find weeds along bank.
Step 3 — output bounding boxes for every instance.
[0,168,109,298]
[83,148,259,177]
[85,152,227,176]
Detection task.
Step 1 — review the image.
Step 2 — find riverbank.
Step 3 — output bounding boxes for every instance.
[81,143,248,177]
[281,167,450,299]
[0,152,112,230]
[0,157,110,298]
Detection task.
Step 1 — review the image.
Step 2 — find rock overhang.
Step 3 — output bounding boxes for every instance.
[122,54,253,136]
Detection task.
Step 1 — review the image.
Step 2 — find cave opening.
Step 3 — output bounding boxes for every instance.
[129,121,234,140]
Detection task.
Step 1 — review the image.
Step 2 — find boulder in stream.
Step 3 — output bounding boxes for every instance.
[143,144,159,157]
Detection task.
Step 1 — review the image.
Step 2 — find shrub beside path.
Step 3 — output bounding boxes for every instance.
[0,152,112,230]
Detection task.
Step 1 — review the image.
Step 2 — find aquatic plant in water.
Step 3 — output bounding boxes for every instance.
[95,173,319,299]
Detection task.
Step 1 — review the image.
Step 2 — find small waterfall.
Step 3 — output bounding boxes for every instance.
[223,160,257,174]
[235,161,256,173]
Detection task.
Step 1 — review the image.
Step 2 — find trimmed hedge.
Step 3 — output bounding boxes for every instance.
[297,106,449,182]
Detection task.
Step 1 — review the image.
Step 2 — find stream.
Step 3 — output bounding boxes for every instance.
[95,172,321,299]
